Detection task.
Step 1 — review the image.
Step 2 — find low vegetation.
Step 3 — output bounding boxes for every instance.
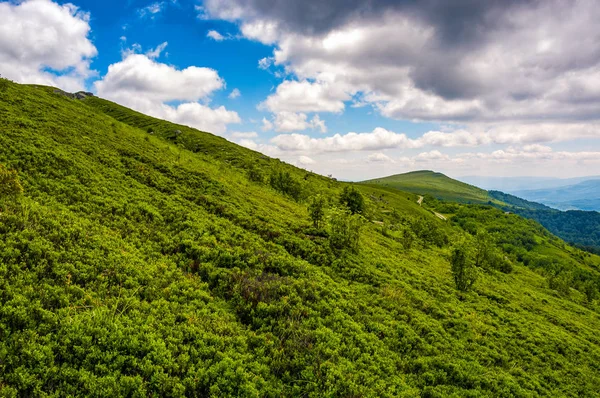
[1,80,600,397]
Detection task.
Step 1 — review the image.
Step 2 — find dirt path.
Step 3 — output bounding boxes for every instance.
[417,195,447,220]
[434,212,447,221]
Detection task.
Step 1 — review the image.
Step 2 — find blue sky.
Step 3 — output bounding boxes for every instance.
[2,0,600,180]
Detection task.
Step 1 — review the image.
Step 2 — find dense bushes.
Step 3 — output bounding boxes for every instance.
[328,207,362,254]
[339,186,365,214]
[1,82,600,397]
[270,170,303,200]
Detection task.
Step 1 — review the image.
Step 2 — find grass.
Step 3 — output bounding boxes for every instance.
[0,80,599,397]
[363,170,497,204]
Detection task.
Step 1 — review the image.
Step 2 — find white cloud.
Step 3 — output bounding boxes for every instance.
[96,53,223,103]
[231,131,258,139]
[260,80,348,114]
[146,42,168,59]
[271,112,328,133]
[415,150,450,162]
[95,52,240,134]
[237,139,259,150]
[258,57,273,70]
[298,155,316,165]
[240,20,280,45]
[138,2,167,18]
[0,0,97,92]
[368,153,394,163]
[161,103,240,134]
[261,117,274,131]
[228,88,241,99]
[207,30,225,41]
[310,114,327,133]
[202,0,600,161]
[270,127,420,152]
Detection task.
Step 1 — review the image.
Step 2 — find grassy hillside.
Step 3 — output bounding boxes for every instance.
[2,79,600,397]
[363,170,495,204]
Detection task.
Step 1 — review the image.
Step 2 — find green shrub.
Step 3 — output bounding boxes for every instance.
[339,185,365,214]
[328,207,362,254]
[269,170,303,200]
[451,243,478,292]
[308,194,326,228]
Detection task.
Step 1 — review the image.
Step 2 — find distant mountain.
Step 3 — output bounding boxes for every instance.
[488,190,553,211]
[513,179,600,211]
[459,175,600,192]
[366,170,600,253]
[362,170,495,204]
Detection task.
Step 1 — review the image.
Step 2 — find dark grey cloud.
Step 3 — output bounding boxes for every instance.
[208,0,537,45]
[204,0,600,126]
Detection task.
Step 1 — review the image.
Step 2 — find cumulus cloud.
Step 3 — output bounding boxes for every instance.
[95,50,240,134]
[0,0,97,92]
[270,127,420,152]
[260,80,348,114]
[96,53,223,103]
[202,0,600,130]
[269,112,327,133]
[230,131,258,139]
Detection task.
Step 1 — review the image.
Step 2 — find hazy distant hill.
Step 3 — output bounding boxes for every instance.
[460,175,600,192]
[513,179,600,211]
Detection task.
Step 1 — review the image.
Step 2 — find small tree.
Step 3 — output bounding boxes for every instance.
[339,186,365,214]
[583,280,598,304]
[308,195,326,229]
[247,167,264,184]
[269,170,303,200]
[451,243,477,292]
[328,207,362,254]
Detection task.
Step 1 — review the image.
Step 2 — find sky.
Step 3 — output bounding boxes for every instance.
[2,0,600,181]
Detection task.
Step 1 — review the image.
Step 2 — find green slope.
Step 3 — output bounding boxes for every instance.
[363,170,496,204]
[2,80,600,397]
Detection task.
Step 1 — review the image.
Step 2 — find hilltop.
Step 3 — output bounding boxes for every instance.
[1,80,600,397]
[366,171,600,253]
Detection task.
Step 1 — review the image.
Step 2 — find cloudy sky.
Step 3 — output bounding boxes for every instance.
[2,0,600,180]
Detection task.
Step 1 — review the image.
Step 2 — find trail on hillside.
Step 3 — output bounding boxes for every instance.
[417,195,447,220]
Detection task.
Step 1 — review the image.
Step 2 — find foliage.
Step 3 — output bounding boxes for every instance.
[339,185,365,214]
[364,170,495,204]
[327,207,362,254]
[307,194,326,228]
[512,208,600,253]
[269,169,303,200]
[247,166,264,183]
[451,243,478,291]
[0,82,600,396]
